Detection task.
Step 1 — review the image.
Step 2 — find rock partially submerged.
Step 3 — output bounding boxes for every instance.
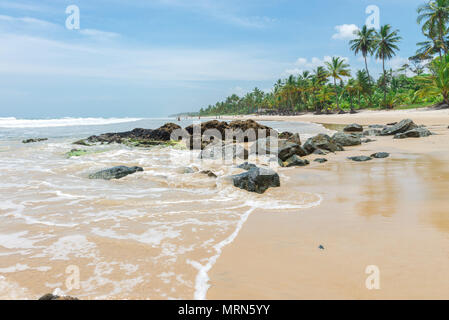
[380,119,418,136]
[278,141,308,161]
[67,149,88,158]
[88,166,144,180]
[331,132,362,147]
[314,158,328,163]
[199,143,248,160]
[284,155,310,167]
[348,156,372,162]
[371,152,390,159]
[85,123,182,145]
[22,138,48,144]
[303,134,344,154]
[237,162,257,171]
[231,166,280,194]
[394,127,433,139]
[343,123,363,132]
[200,170,217,178]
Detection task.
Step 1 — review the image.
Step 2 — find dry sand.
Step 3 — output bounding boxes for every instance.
[207,109,449,300]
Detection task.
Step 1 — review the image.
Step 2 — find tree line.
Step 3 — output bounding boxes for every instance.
[199,0,449,116]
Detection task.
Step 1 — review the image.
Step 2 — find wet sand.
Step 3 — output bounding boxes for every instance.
[208,111,449,300]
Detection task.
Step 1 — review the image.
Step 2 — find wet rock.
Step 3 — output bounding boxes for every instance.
[348,156,372,162]
[278,142,308,161]
[368,124,385,129]
[284,155,310,167]
[231,167,280,194]
[371,152,390,159]
[39,294,78,300]
[73,139,92,146]
[362,138,376,143]
[178,167,196,174]
[87,123,182,144]
[393,127,433,139]
[286,133,301,145]
[343,123,363,132]
[200,170,217,178]
[237,162,257,171]
[22,138,48,144]
[331,132,362,147]
[228,119,273,141]
[88,166,144,180]
[67,149,88,157]
[380,119,418,136]
[278,131,293,140]
[363,129,382,136]
[303,134,344,154]
[199,143,248,160]
[314,158,328,163]
[312,149,329,155]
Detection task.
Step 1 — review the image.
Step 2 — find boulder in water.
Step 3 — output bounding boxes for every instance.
[380,119,418,136]
[88,166,144,180]
[343,123,363,132]
[393,127,433,139]
[348,156,372,162]
[284,155,310,167]
[371,152,390,159]
[231,167,280,194]
[331,132,362,147]
[303,134,344,154]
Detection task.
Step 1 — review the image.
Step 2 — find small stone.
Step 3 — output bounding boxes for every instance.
[347,156,372,162]
[314,158,328,163]
[370,152,390,159]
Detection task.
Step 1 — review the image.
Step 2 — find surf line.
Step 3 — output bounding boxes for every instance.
[188,206,256,300]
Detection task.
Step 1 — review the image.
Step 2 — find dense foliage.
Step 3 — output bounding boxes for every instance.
[199,1,449,116]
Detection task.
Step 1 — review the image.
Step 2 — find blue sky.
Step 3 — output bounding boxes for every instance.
[0,0,425,118]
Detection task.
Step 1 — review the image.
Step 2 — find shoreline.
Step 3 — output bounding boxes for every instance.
[206,109,449,300]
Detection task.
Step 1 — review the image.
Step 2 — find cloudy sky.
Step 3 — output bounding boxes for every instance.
[0,0,425,118]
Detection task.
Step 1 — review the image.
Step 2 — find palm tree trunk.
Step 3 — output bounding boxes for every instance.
[334,78,341,112]
[364,55,371,84]
[382,58,387,107]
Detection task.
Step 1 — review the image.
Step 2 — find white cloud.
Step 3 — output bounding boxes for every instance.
[332,24,359,40]
[80,29,121,39]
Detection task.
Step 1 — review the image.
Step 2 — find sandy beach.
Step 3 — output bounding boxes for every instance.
[207,108,449,300]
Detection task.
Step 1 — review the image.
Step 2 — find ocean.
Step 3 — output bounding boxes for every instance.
[0,117,329,299]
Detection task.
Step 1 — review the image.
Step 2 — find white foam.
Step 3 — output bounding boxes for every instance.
[188,206,255,300]
[0,117,142,128]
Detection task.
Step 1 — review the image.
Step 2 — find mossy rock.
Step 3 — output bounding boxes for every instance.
[73,139,92,146]
[66,149,89,158]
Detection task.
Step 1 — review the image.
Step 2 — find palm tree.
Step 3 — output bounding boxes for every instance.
[325,57,351,113]
[374,24,402,106]
[349,25,376,82]
[345,79,358,113]
[417,0,449,54]
[355,70,371,108]
[415,54,449,106]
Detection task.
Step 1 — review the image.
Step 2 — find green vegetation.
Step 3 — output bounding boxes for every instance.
[198,1,449,116]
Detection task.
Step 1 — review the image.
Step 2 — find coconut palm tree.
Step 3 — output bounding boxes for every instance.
[415,54,449,106]
[349,25,376,82]
[374,24,402,106]
[417,0,449,54]
[325,57,351,113]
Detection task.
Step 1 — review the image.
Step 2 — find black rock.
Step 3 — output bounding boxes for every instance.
[237,162,257,171]
[200,170,217,178]
[231,167,280,194]
[363,129,382,136]
[303,134,344,154]
[88,166,144,180]
[331,132,362,147]
[371,152,390,159]
[199,143,248,160]
[22,138,48,144]
[347,156,372,162]
[278,142,308,161]
[39,294,78,300]
[343,123,363,132]
[368,125,385,129]
[314,158,328,163]
[362,138,376,143]
[284,155,310,167]
[312,149,329,155]
[380,119,418,136]
[393,127,433,139]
